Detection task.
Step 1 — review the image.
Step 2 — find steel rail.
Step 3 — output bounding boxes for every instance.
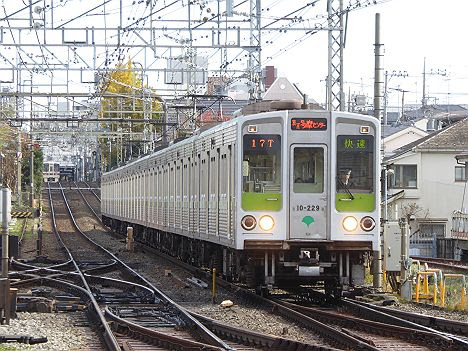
[190,311,341,351]
[48,182,122,351]
[341,298,468,350]
[82,181,101,202]
[415,257,468,275]
[60,185,233,350]
[277,299,453,347]
[347,298,468,337]
[107,235,378,351]
[104,307,225,351]
[85,184,466,349]
[74,182,101,219]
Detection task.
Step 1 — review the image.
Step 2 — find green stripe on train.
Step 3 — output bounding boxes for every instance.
[335,193,375,212]
[242,193,282,211]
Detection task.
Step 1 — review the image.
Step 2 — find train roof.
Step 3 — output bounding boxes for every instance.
[103,106,377,177]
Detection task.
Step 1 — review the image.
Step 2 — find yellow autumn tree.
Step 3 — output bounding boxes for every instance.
[99,60,162,170]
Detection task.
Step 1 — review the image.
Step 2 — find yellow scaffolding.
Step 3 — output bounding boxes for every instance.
[415,271,438,305]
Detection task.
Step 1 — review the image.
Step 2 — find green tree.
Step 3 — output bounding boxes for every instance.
[99,60,162,170]
[0,122,19,190]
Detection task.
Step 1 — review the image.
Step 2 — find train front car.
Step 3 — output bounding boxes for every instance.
[237,110,380,295]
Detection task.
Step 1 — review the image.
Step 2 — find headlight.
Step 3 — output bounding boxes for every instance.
[259,215,275,231]
[241,215,256,230]
[342,216,358,232]
[360,216,376,231]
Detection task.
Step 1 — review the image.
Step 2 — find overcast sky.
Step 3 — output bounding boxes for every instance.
[2,0,466,111]
[269,0,468,109]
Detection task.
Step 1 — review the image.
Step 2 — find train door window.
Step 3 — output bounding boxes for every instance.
[293,147,324,193]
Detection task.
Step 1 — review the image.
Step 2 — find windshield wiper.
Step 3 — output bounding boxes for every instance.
[337,176,355,200]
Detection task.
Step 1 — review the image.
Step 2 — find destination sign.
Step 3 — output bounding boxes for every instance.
[337,135,374,152]
[291,118,327,131]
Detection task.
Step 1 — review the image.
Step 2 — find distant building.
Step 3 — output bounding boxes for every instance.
[382,124,428,156]
[262,66,277,90]
[263,77,303,101]
[384,118,468,258]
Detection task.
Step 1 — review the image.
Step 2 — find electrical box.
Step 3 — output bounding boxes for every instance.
[383,221,401,272]
[0,189,12,225]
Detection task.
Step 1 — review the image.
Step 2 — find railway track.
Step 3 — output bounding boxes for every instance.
[13,183,230,351]
[12,183,344,351]
[346,298,468,338]
[67,184,468,351]
[149,248,459,351]
[413,256,468,275]
[62,184,345,350]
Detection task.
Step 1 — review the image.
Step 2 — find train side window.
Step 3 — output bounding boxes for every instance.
[293,147,324,193]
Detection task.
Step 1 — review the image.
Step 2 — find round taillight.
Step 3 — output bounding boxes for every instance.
[241,215,257,231]
[360,216,376,231]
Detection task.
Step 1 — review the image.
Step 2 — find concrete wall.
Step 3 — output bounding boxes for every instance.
[386,151,466,236]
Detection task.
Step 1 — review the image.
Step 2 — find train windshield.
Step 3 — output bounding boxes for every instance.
[242,134,282,211]
[336,135,374,192]
[293,147,324,193]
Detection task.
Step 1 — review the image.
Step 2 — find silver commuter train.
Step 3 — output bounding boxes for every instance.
[101,104,380,294]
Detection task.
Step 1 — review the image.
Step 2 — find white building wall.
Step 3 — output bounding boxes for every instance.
[383,128,428,155]
[419,152,465,235]
[387,151,465,236]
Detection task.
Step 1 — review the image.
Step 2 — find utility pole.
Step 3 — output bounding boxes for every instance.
[29,143,34,208]
[1,187,11,324]
[29,76,34,209]
[422,57,426,108]
[0,154,3,188]
[393,87,409,123]
[399,217,411,300]
[16,131,21,207]
[373,13,383,290]
[421,57,446,108]
[373,13,384,122]
[401,89,406,122]
[383,70,408,125]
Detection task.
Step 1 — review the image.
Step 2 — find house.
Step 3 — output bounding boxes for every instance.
[382,124,428,156]
[263,77,304,101]
[384,118,468,258]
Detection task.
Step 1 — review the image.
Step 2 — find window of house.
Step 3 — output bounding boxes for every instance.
[390,164,417,188]
[455,166,466,182]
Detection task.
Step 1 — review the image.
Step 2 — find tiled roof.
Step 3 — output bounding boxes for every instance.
[381,124,409,139]
[384,118,468,161]
[416,118,468,151]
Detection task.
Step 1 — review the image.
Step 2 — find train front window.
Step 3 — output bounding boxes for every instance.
[293,147,324,193]
[336,135,375,212]
[242,134,282,211]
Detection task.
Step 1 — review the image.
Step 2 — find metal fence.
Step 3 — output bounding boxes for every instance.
[410,223,445,258]
[452,212,468,240]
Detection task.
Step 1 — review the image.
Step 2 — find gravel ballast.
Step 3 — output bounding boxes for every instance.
[0,312,102,351]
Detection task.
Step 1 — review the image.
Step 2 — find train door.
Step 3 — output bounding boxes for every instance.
[289,145,327,239]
